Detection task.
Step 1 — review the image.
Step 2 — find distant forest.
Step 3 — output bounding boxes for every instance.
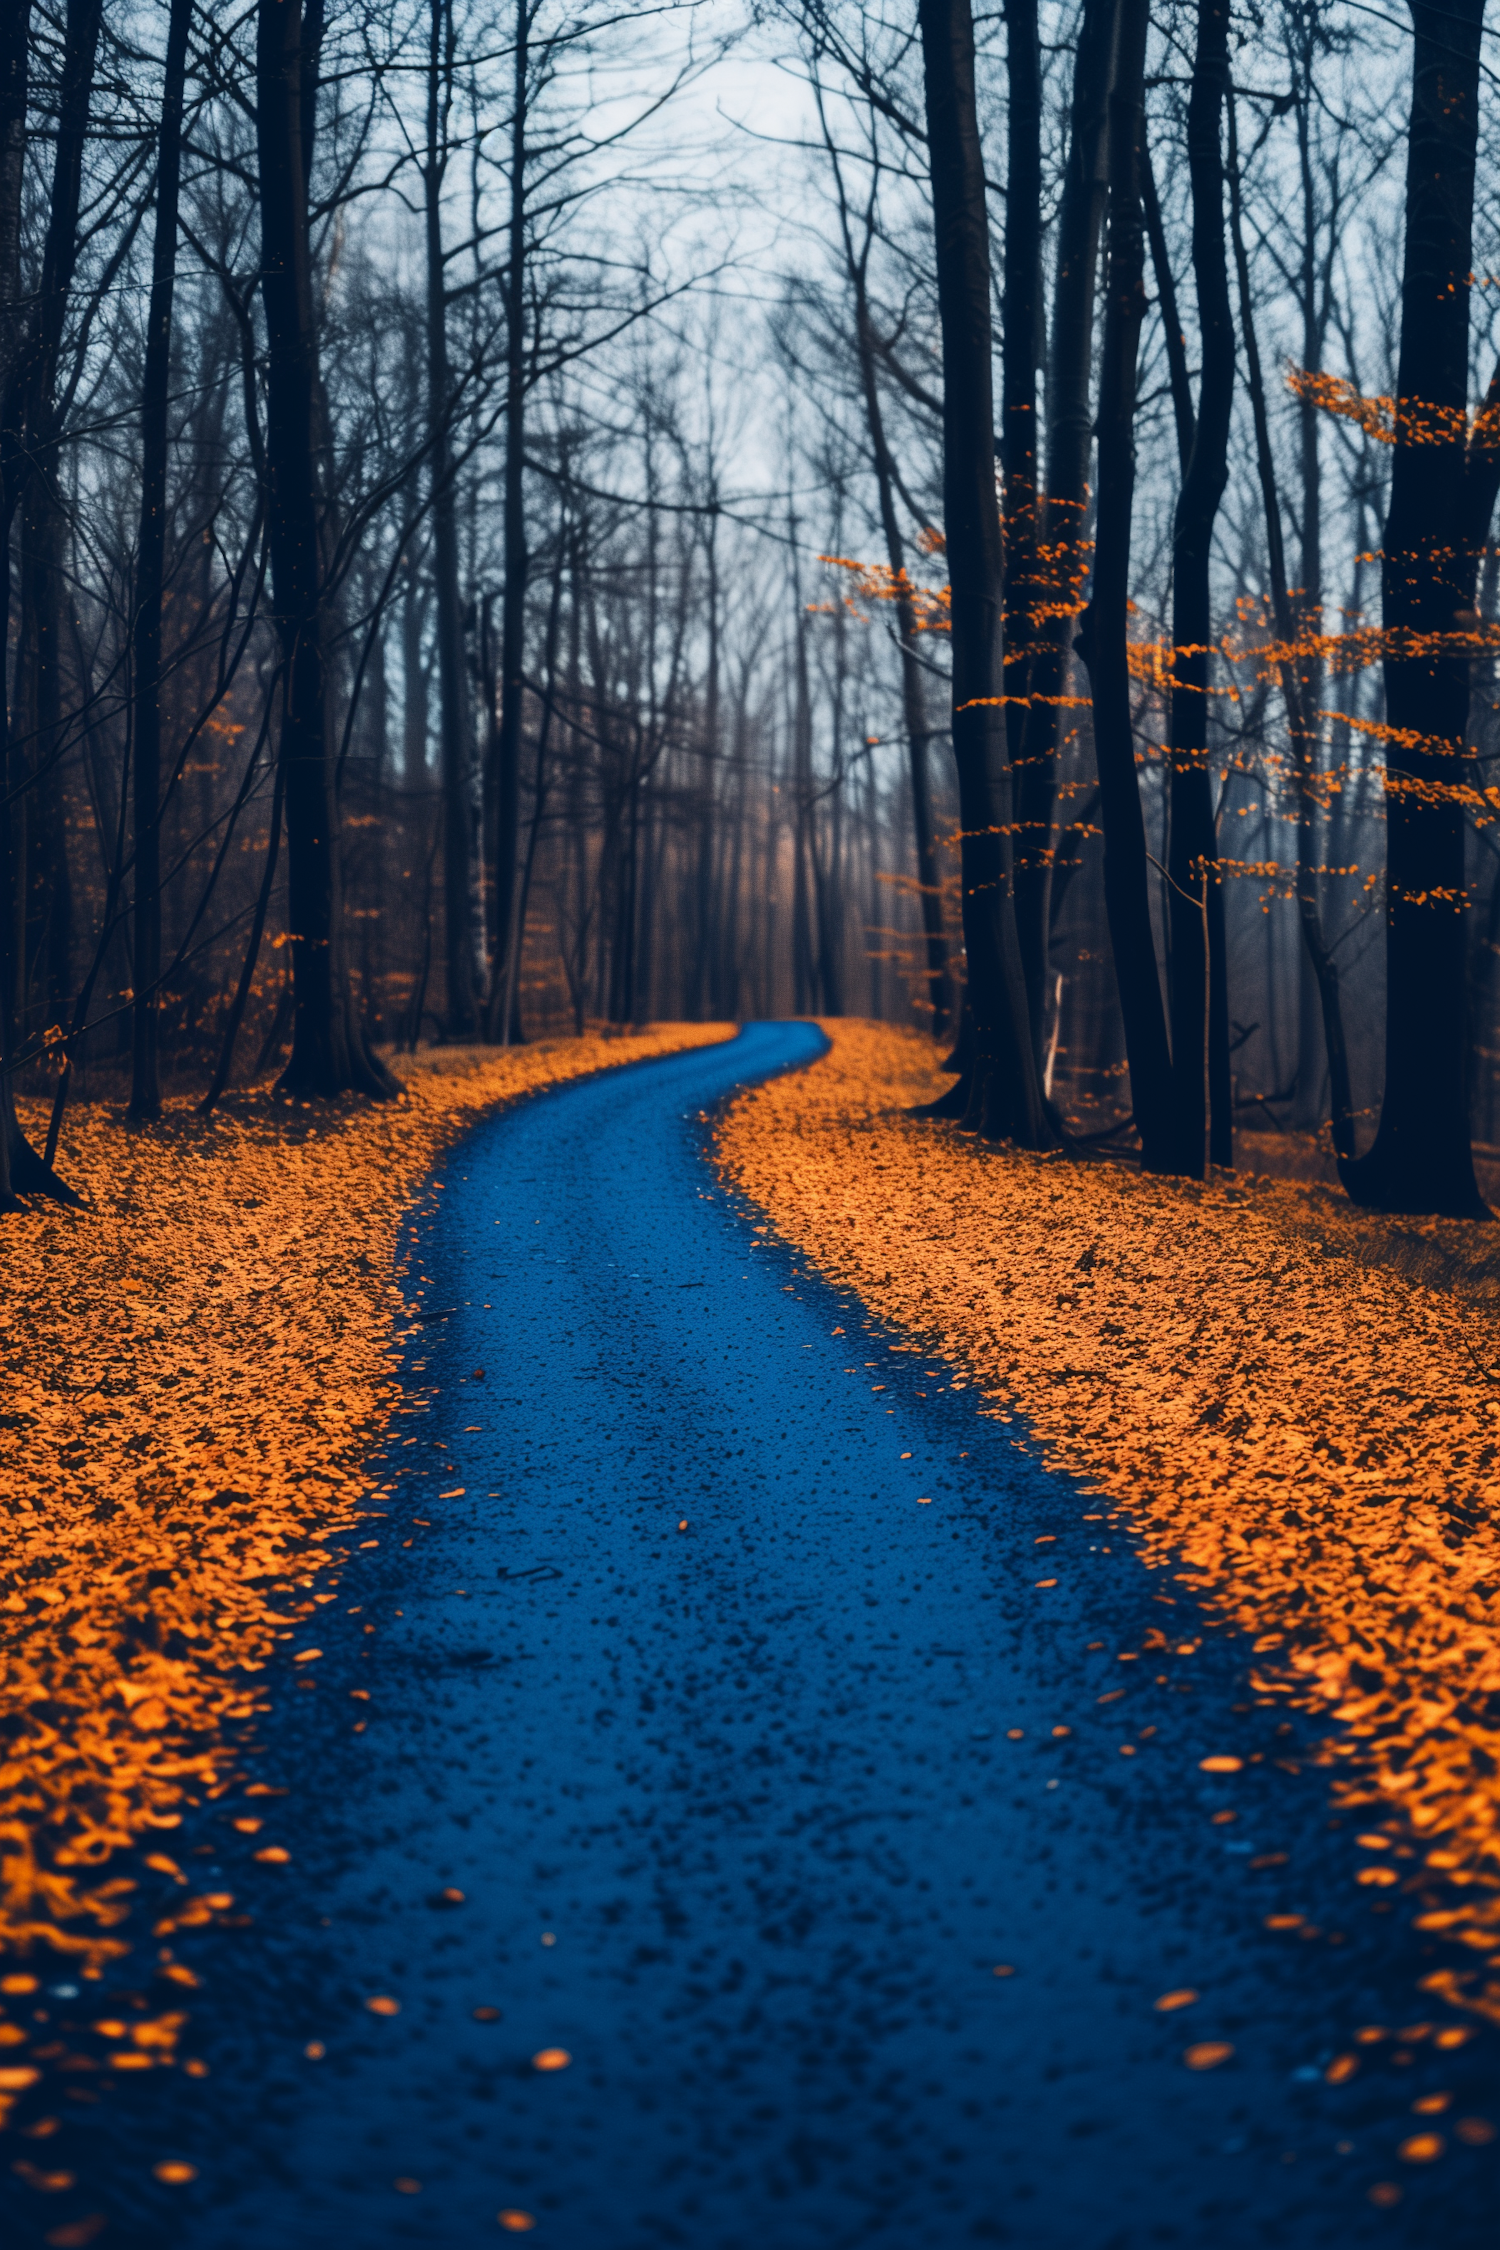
[2,0,1496,1214]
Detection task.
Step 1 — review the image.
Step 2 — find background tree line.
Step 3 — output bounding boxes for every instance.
[1,0,1496,1217]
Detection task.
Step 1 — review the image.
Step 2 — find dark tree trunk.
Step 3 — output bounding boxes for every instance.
[1340,0,1488,1213]
[402,544,430,792]
[1165,0,1234,1174]
[256,0,395,1099]
[0,0,95,1208]
[1074,0,1177,1169]
[128,0,194,1119]
[21,471,71,1037]
[1227,95,1356,1168]
[486,0,529,1041]
[918,0,1050,1146]
[1012,0,1114,1053]
[692,497,720,1020]
[1000,0,1045,1056]
[1290,37,1331,1129]
[789,527,815,1015]
[425,0,479,1037]
[1141,142,1195,477]
[838,191,950,1033]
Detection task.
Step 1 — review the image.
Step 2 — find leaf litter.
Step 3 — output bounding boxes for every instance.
[714,1019,1500,2028]
[0,1026,729,2023]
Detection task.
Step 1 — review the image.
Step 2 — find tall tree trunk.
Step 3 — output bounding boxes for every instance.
[1165,0,1233,1174]
[1075,0,1177,1169]
[1227,95,1355,1166]
[22,472,71,1040]
[693,497,720,1020]
[425,0,479,1037]
[1142,142,1195,477]
[128,0,194,1118]
[1000,0,1045,1054]
[838,179,951,1033]
[402,546,430,792]
[918,0,1051,1146]
[1291,47,1328,1131]
[256,0,395,1099]
[0,0,95,1207]
[814,79,951,1043]
[486,0,529,1040]
[1012,0,1115,1051]
[1340,0,1488,1213]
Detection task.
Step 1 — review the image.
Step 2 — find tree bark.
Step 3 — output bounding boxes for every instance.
[1227,93,1355,1168]
[485,0,529,1040]
[1012,0,1115,1054]
[0,0,95,1207]
[256,0,396,1098]
[1165,0,1233,1173]
[918,0,1051,1145]
[128,0,194,1118]
[1074,0,1177,1169]
[1340,0,1488,1213]
[1000,0,1045,1055]
[425,0,480,1037]
[841,195,951,1034]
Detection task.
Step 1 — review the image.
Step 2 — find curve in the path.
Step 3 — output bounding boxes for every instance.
[137,1024,1493,2249]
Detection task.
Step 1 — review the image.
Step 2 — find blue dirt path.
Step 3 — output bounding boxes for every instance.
[180,1022,1490,2249]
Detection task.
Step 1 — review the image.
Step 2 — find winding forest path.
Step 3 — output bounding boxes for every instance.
[189,1025,1478,2249]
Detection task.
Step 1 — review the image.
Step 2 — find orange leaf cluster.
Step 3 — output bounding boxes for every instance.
[1287,364,1500,453]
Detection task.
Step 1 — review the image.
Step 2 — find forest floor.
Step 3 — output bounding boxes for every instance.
[0,1025,732,1983]
[716,1020,1500,2027]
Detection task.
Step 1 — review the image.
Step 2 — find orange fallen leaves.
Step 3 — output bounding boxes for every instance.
[13,2162,74,2189]
[0,1027,728,1975]
[715,1022,1500,2020]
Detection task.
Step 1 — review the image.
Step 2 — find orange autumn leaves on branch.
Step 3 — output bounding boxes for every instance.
[816,359,1500,839]
[1286,361,1500,455]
